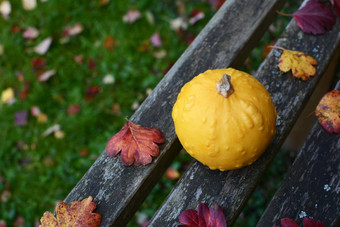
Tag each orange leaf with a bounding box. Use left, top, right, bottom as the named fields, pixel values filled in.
left=315, top=89, right=340, bottom=134
left=278, top=48, right=317, bottom=80
left=39, top=196, right=101, bottom=227
left=105, top=119, right=165, bottom=166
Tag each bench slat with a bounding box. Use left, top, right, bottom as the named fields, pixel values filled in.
left=64, top=0, right=287, bottom=226
left=257, top=80, right=340, bottom=227
left=148, top=2, right=340, bottom=225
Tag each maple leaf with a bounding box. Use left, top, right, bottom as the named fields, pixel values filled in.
left=315, top=89, right=340, bottom=134
left=178, top=203, right=227, bottom=227
left=105, top=119, right=165, bottom=166
left=272, top=46, right=317, bottom=80
left=277, top=0, right=336, bottom=34
left=39, top=196, right=101, bottom=227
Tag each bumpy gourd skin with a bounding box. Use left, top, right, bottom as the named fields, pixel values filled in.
left=172, top=68, right=277, bottom=171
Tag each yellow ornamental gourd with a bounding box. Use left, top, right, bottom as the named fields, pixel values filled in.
left=172, top=68, right=277, bottom=171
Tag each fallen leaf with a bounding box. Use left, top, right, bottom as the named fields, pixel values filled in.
left=67, top=104, right=80, bottom=115
left=102, top=74, right=115, bottom=84
left=63, top=23, right=83, bottom=37
left=123, top=9, right=141, bottom=24
left=79, top=149, right=89, bottom=156
left=37, top=69, right=56, bottom=82
left=99, top=0, right=110, bottom=6
left=0, top=220, right=7, bottom=227
left=22, top=0, right=37, bottom=10
left=14, top=216, right=25, bottom=227
left=34, top=37, right=52, bottom=55
left=153, top=49, right=167, bottom=59
left=85, top=85, right=100, bottom=101
left=37, top=113, right=48, bottom=123
left=165, top=168, right=180, bottom=180
left=74, top=55, right=84, bottom=64
left=103, top=36, right=115, bottom=51
left=0, top=1, right=11, bottom=19
left=31, top=57, right=46, bottom=70
left=31, top=106, right=41, bottom=117
left=42, top=124, right=60, bottom=137
left=170, top=17, right=188, bottom=31
left=275, top=217, right=325, bottom=227
left=39, top=196, right=101, bottom=227
left=208, top=0, right=225, bottom=10
left=315, top=89, right=340, bottom=134
left=54, top=130, right=65, bottom=139
left=22, top=27, right=39, bottom=39
left=273, top=46, right=317, bottom=80
left=1, top=190, right=11, bottom=203
left=105, top=119, right=165, bottom=166
left=178, top=203, right=226, bottom=227
left=150, top=32, right=162, bottom=47
left=189, top=9, right=205, bottom=25
left=332, top=0, right=340, bottom=18
left=14, top=110, right=28, bottom=126
left=88, top=58, right=96, bottom=70
left=1, top=88, right=15, bottom=104
left=277, top=0, right=336, bottom=34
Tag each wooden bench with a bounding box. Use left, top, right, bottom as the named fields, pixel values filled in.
left=64, top=0, right=340, bottom=226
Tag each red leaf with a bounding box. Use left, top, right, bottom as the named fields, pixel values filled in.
left=315, top=89, right=340, bottom=133
left=88, top=58, right=96, bottom=70
left=85, top=85, right=100, bottom=101
left=178, top=203, right=226, bottom=227
left=303, top=217, right=325, bottom=227
left=207, top=0, right=225, bottom=10
left=103, top=36, right=116, bottom=51
left=179, top=209, right=199, bottom=226
left=105, top=119, right=165, bottom=166
left=67, top=104, right=80, bottom=116
left=31, top=58, right=46, bottom=70
left=332, top=0, right=340, bottom=18
left=280, top=0, right=336, bottom=34
left=281, top=218, right=299, bottom=227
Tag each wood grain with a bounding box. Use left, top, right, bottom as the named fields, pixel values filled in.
left=148, top=1, right=340, bottom=226
left=257, top=79, right=340, bottom=227
left=63, top=0, right=288, bottom=226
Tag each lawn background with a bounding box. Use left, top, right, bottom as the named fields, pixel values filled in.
left=0, top=0, right=299, bottom=226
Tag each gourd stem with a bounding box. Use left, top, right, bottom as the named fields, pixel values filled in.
left=216, top=74, right=234, bottom=98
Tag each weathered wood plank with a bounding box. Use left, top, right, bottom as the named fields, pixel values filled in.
left=64, top=0, right=287, bottom=226
left=148, top=2, right=340, bottom=226
left=257, top=79, right=340, bottom=227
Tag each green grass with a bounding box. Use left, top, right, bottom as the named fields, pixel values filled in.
left=0, top=0, right=300, bottom=226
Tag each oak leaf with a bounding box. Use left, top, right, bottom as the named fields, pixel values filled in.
left=39, top=196, right=101, bottom=227
left=315, top=89, right=340, bottom=134
left=275, top=47, right=317, bottom=80
left=277, top=0, right=336, bottom=34
left=105, top=119, right=165, bottom=166
left=178, top=203, right=227, bottom=227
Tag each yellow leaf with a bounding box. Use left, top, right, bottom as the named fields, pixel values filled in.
left=278, top=49, right=317, bottom=81
left=1, top=87, right=15, bottom=104
left=39, top=196, right=101, bottom=227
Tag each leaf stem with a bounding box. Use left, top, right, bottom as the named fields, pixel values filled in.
left=276, top=10, right=293, bottom=17
left=268, top=45, right=286, bottom=51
